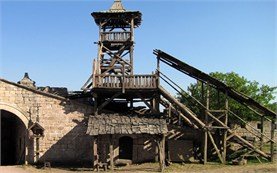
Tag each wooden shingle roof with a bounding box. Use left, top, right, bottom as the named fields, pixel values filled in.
left=87, top=113, right=168, bottom=136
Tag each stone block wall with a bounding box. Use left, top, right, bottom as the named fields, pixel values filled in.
left=0, top=80, right=94, bottom=165
left=233, top=121, right=277, bottom=143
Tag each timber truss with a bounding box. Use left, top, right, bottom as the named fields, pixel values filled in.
left=154, top=49, right=276, bottom=164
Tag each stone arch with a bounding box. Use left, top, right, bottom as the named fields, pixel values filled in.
left=0, top=102, right=29, bottom=165
left=0, top=102, right=29, bottom=128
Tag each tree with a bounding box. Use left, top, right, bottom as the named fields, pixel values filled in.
left=177, top=72, right=277, bottom=122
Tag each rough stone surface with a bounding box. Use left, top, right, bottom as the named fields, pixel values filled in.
left=0, top=79, right=94, bottom=165
left=232, top=121, right=277, bottom=142
left=17, top=73, right=36, bottom=89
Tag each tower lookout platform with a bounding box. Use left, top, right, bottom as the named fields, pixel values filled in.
left=82, top=0, right=160, bottom=115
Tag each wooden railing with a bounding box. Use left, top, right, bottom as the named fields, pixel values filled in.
left=93, top=74, right=157, bottom=89
left=101, top=32, right=131, bottom=42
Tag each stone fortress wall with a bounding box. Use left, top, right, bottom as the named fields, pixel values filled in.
left=0, top=78, right=94, bottom=165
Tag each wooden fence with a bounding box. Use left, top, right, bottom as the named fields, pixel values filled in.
left=101, top=32, right=131, bottom=42
left=93, top=74, right=157, bottom=89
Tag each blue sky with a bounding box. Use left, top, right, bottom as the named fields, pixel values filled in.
left=0, top=0, right=276, bottom=93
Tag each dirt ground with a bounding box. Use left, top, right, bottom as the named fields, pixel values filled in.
left=0, top=163, right=276, bottom=173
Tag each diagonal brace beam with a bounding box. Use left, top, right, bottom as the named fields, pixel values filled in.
left=98, top=92, right=121, bottom=112
left=137, top=93, right=155, bottom=113
left=207, top=131, right=224, bottom=163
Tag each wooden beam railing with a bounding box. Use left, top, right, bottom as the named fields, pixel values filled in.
left=93, top=74, right=157, bottom=89
left=101, top=32, right=131, bottom=42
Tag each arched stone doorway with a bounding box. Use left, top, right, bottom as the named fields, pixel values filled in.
left=119, top=136, right=133, bottom=160
left=0, top=109, right=27, bottom=165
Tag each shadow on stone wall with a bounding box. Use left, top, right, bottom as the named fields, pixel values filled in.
left=39, top=118, right=94, bottom=167
left=39, top=98, right=94, bottom=167
left=59, top=100, right=93, bottom=115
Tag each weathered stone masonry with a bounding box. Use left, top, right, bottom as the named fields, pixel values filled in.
left=0, top=78, right=94, bottom=165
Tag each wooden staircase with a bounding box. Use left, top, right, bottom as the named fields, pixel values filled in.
left=154, top=49, right=276, bottom=163
left=158, top=85, right=270, bottom=161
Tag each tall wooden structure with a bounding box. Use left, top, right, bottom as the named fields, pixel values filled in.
left=82, top=0, right=276, bottom=171
left=83, top=1, right=165, bottom=171
left=82, top=0, right=159, bottom=115
left=92, top=0, right=139, bottom=77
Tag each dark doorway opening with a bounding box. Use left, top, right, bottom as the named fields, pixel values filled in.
left=0, top=110, right=26, bottom=165
left=119, top=136, right=133, bottom=160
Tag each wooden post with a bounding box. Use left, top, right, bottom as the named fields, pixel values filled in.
left=203, top=83, right=210, bottom=164
left=200, top=81, right=207, bottom=164
left=203, top=130, right=208, bottom=164
left=270, top=118, right=275, bottom=162
left=122, top=64, right=125, bottom=93
left=159, top=134, right=165, bottom=173
left=201, top=82, right=205, bottom=105
left=93, top=136, right=98, bottom=168
left=206, top=83, right=210, bottom=117
left=260, top=116, right=264, bottom=151
left=109, top=135, right=114, bottom=171
left=201, top=81, right=205, bottom=120
left=97, top=136, right=101, bottom=164
left=153, top=94, right=160, bottom=113
left=130, top=18, right=134, bottom=75
left=97, top=23, right=103, bottom=74
left=99, top=23, right=102, bottom=42
left=151, top=93, right=160, bottom=113
left=155, top=142, right=159, bottom=162
left=93, top=93, right=98, bottom=115
left=222, top=92, right=228, bottom=164
left=157, top=57, right=160, bottom=87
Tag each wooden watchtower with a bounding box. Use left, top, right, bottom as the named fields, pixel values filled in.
left=83, top=1, right=167, bottom=171
left=82, top=0, right=160, bottom=115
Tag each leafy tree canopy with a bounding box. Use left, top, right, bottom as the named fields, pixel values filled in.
left=177, top=72, right=276, bottom=122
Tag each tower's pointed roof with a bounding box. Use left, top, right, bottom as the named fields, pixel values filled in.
left=92, top=0, right=142, bottom=28
left=18, top=72, right=36, bottom=89
left=109, top=0, right=126, bottom=12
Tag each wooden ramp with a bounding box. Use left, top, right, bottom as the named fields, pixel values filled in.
left=158, top=85, right=270, bottom=161
left=154, top=49, right=276, bottom=163
left=154, top=49, right=276, bottom=118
